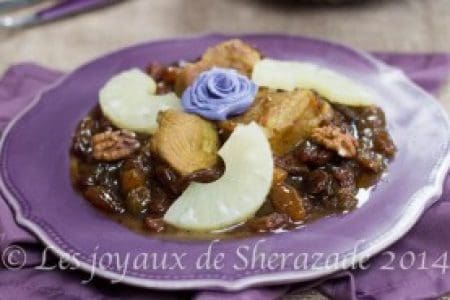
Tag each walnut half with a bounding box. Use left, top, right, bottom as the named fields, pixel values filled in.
left=311, top=125, right=358, bottom=158
left=92, top=130, right=140, bottom=161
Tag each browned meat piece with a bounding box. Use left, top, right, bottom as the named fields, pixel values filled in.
left=92, top=130, right=140, bottom=161
left=270, top=183, right=306, bottom=222
left=201, top=39, right=261, bottom=76
left=311, top=125, right=358, bottom=158
left=151, top=110, right=219, bottom=176
left=220, top=89, right=334, bottom=155
left=175, top=39, right=261, bottom=94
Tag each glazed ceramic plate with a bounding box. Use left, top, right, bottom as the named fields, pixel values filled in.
left=0, top=34, right=449, bottom=291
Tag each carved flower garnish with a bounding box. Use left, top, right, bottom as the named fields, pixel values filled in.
left=181, top=68, right=257, bottom=120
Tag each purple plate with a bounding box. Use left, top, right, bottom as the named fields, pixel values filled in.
left=0, top=34, right=449, bottom=290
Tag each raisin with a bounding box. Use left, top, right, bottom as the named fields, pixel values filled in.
left=294, top=141, right=334, bottom=166
left=185, top=167, right=224, bottom=183
left=306, top=170, right=333, bottom=195
left=146, top=62, right=165, bottom=81
left=373, top=129, right=396, bottom=157
left=331, top=163, right=357, bottom=189
left=71, top=117, right=96, bottom=159
left=84, top=186, right=124, bottom=214
left=274, top=154, right=309, bottom=176
left=357, top=149, right=386, bottom=173
left=162, top=66, right=179, bottom=84
left=272, top=167, right=288, bottom=185
left=154, top=164, right=188, bottom=196
left=121, top=168, right=146, bottom=195
left=143, top=217, right=166, bottom=233
left=336, top=187, right=358, bottom=211
left=156, top=82, right=172, bottom=94
left=120, top=152, right=151, bottom=195
left=246, top=213, right=289, bottom=232
left=357, top=106, right=386, bottom=129
left=126, top=187, right=151, bottom=216
left=148, top=186, right=171, bottom=216
left=270, top=183, right=306, bottom=222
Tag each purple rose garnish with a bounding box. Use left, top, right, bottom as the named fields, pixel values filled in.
left=181, top=68, right=258, bottom=120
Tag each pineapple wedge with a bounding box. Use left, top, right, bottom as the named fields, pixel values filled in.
left=164, top=122, right=274, bottom=231
left=99, top=69, right=181, bottom=134
left=252, top=59, right=376, bottom=106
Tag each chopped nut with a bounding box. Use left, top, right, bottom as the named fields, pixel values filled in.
left=311, top=125, right=358, bottom=158
left=92, top=130, right=140, bottom=161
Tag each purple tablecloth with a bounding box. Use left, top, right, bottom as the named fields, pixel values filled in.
left=0, top=53, right=449, bottom=299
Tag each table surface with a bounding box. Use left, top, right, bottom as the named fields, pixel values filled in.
left=1, top=0, right=449, bottom=298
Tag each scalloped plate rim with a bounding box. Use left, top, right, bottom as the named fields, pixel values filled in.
left=0, top=33, right=449, bottom=291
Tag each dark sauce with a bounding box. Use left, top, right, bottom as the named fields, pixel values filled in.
left=70, top=64, right=396, bottom=240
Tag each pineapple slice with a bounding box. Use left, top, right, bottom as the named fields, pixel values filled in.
left=252, top=59, right=376, bottom=106
left=99, top=69, right=181, bottom=134
left=164, top=122, right=274, bottom=231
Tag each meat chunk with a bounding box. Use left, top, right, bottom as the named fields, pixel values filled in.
left=311, top=125, right=358, bottom=158
left=151, top=110, right=219, bottom=176
left=220, top=89, right=334, bottom=155
left=175, top=39, right=261, bottom=94
left=201, top=39, right=261, bottom=76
